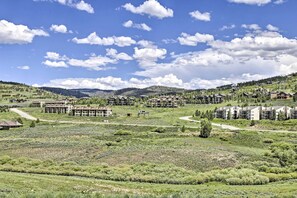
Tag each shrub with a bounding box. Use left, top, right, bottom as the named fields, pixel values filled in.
left=270, top=142, right=297, bottom=167
left=250, top=120, right=256, bottom=126
left=181, top=125, right=186, bottom=132
left=263, top=138, right=274, bottom=144
left=153, top=127, right=166, bottom=133
left=200, top=119, right=212, bottom=138
left=114, top=130, right=131, bottom=136
left=30, top=121, right=36, bottom=128
left=16, top=118, right=23, bottom=124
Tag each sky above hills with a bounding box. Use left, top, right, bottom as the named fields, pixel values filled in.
left=0, top=0, right=297, bottom=90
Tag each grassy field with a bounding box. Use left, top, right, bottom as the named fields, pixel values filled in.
left=21, top=103, right=229, bottom=128
left=0, top=172, right=297, bottom=197
left=1, top=106, right=297, bottom=197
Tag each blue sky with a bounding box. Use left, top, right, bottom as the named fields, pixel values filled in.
left=0, top=0, right=297, bottom=90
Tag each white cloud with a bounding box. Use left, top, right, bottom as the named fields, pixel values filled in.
left=137, top=40, right=156, bottom=48
left=35, top=72, right=271, bottom=90
left=43, top=60, right=68, bottom=68
left=228, top=0, right=271, bottom=6
left=45, top=52, right=68, bottom=61
left=266, top=24, right=279, bottom=32
left=75, top=0, right=94, bottom=13
left=17, top=66, right=30, bottom=70
left=72, top=32, right=136, bottom=47
left=133, top=47, right=167, bottom=66
left=0, top=20, right=48, bottom=44
left=242, top=24, right=261, bottom=30
left=132, top=27, right=297, bottom=88
left=274, top=0, right=285, bottom=4
left=43, top=50, right=133, bottom=70
left=35, top=74, right=184, bottom=90
left=220, top=24, right=236, bottom=31
left=106, top=48, right=133, bottom=61
left=122, top=0, right=173, bottom=19
left=67, top=56, right=116, bottom=70
left=50, top=24, right=69, bottom=33
left=189, top=10, right=211, bottom=22
left=123, top=20, right=152, bottom=31
left=35, top=0, right=94, bottom=13
left=178, top=32, right=214, bottom=46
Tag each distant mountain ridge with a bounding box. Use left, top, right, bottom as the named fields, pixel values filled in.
left=2, top=72, right=297, bottom=99
left=39, top=86, right=187, bottom=98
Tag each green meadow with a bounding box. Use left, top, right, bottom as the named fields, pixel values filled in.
left=0, top=104, right=297, bottom=197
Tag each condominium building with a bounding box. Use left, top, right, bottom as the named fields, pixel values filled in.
left=107, top=96, right=135, bottom=106
left=72, top=106, right=112, bottom=117
left=146, top=96, right=185, bottom=108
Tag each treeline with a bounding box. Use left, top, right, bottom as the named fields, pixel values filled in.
left=194, top=110, right=214, bottom=120
left=41, top=87, right=89, bottom=98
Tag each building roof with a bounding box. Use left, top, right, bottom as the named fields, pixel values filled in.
left=0, top=121, right=22, bottom=127
left=45, top=104, right=72, bottom=108
left=72, top=106, right=112, bottom=111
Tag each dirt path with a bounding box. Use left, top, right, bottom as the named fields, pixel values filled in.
left=10, top=108, right=37, bottom=121
left=179, top=116, right=240, bottom=131
left=179, top=116, right=297, bottom=134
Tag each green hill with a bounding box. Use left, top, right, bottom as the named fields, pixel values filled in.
left=0, top=81, right=61, bottom=105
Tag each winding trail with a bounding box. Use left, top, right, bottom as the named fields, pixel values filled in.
left=179, top=116, right=240, bottom=131
left=179, top=115, right=297, bottom=134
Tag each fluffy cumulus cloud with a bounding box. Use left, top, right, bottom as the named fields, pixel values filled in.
left=72, top=32, right=136, bottom=47
left=67, top=56, right=116, bottom=71
left=36, top=74, right=184, bottom=90
left=43, top=50, right=133, bottom=70
left=189, top=10, right=211, bottom=22
left=40, top=24, right=297, bottom=90
left=106, top=48, right=133, bottom=61
left=17, top=66, right=30, bottom=70
left=123, top=20, right=152, bottom=31
left=178, top=32, right=214, bottom=46
left=0, top=20, right=48, bottom=44
left=132, top=26, right=297, bottom=89
left=133, top=46, right=167, bottom=66
left=50, top=24, right=70, bottom=33
left=122, top=0, right=173, bottom=19
left=35, top=0, right=94, bottom=13
left=266, top=24, right=279, bottom=32
left=35, top=73, right=270, bottom=90
left=43, top=60, right=68, bottom=68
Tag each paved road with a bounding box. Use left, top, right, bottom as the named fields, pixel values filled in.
left=179, top=116, right=240, bottom=131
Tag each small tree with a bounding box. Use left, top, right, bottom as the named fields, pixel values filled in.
left=277, top=111, right=286, bottom=121
left=181, top=125, right=186, bottom=132
left=200, top=119, right=212, bottom=138
left=250, top=120, right=256, bottom=126
left=227, top=111, right=231, bottom=120
left=30, top=121, right=36, bottom=128
left=36, top=118, right=40, bottom=123
left=16, top=118, right=23, bottom=124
